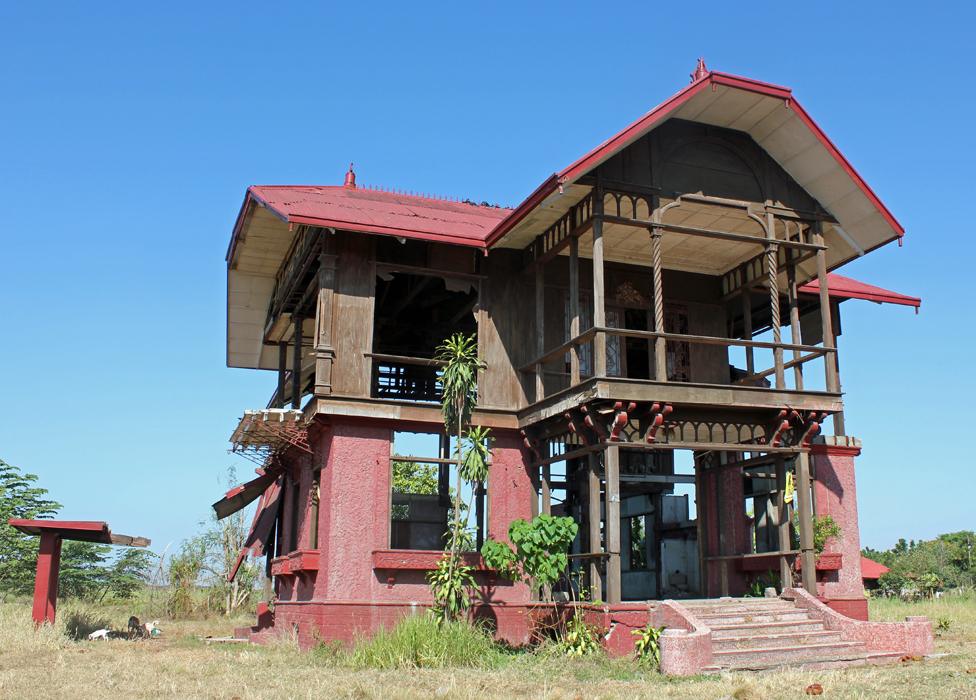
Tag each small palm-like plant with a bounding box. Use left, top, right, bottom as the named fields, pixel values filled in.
left=427, top=333, right=491, bottom=623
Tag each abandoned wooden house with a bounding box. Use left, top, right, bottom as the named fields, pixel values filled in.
left=215, top=62, right=933, bottom=672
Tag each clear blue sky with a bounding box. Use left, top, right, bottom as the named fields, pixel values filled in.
left=1, top=3, right=972, bottom=553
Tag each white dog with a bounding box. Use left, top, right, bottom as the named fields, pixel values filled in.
left=88, top=628, right=111, bottom=641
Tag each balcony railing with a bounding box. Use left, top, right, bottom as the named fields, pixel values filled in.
left=519, top=326, right=836, bottom=405
left=369, top=353, right=444, bottom=403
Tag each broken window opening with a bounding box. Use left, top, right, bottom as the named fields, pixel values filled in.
left=390, top=430, right=487, bottom=551
left=372, top=271, right=478, bottom=402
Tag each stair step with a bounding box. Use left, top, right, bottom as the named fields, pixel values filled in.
left=695, top=610, right=813, bottom=625
left=711, top=641, right=867, bottom=669
left=710, top=619, right=826, bottom=638
left=684, top=602, right=797, bottom=615
left=712, top=630, right=842, bottom=650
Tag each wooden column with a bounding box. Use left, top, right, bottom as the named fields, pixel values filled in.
left=786, top=253, right=804, bottom=390
left=814, top=222, right=839, bottom=394
left=774, top=457, right=792, bottom=589
left=716, top=453, right=729, bottom=596
left=309, top=469, right=321, bottom=550
left=313, top=252, right=337, bottom=396
left=276, top=341, right=287, bottom=408
left=592, top=192, right=607, bottom=378
left=604, top=445, right=621, bottom=604
left=535, top=262, right=545, bottom=401
left=741, top=291, right=755, bottom=375
left=31, top=532, right=61, bottom=626
left=830, top=300, right=846, bottom=435
left=766, top=213, right=785, bottom=389
left=650, top=226, right=667, bottom=382
left=587, top=452, right=603, bottom=601
left=291, top=314, right=303, bottom=409
left=569, top=236, right=581, bottom=386
left=694, top=455, right=707, bottom=597
left=796, top=452, right=817, bottom=593
left=541, top=465, right=551, bottom=516
left=475, top=483, right=485, bottom=550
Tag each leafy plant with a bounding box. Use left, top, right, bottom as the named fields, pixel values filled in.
left=427, top=555, right=477, bottom=624
left=744, top=570, right=779, bottom=598
left=936, top=616, right=952, bottom=633
left=481, top=514, right=579, bottom=598
left=632, top=624, right=665, bottom=669
left=813, top=515, right=841, bottom=555
left=555, top=611, right=601, bottom=657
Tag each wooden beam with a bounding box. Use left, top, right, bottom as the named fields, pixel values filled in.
left=291, top=314, right=303, bottom=409
left=742, top=290, right=755, bottom=375
left=650, top=222, right=667, bottom=382
left=592, top=207, right=607, bottom=378
left=766, top=212, right=785, bottom=390
left=716, top=454, right=729, bottom=597
left=541, top=464, right=551, bottom=516
left=602, top=216, right=827, bottom=251
left=314, top=252, right=337, bottom=396
left=775, top=456, right=792, bottom=590
left=535, top=262, right=545, bottom=402
left=796, top=452, right=817, bottom=593
left=276, top=341, right=287, bottom=409
left=787, top=252, right=804, bottom=391
left=569, top=236, right=581, bottom=387
left=814, top=223, right=839, bottom=394
left=604, top=445, right=621, bottom=604
left=588, top=452, right=603, bottom=601
left=831, top=300, right=847, bottom=435
left=694, top=455, right=707, bottom=597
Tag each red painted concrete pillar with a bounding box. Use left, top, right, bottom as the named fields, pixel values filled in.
left=487, top=430, right=534, bottom=545
left=811, top=435, right=868, bottom=620
left=32, top=532, right=62, bottom=626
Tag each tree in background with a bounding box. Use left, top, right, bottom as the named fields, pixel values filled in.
left=167, top=467, right=261, bottom=617
left=864, top=531, right=976, bottom=597
left=0, top=458, right=154, bottom=602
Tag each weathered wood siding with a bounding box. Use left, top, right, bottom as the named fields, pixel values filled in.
left=332, top=232, right=375, bottom=397
left=479, top=249, right=531, bottom=410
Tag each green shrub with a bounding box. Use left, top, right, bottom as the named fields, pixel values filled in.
left=349, top=613, right=503, bottom=670
left=633, top=624, right=664, bottom=669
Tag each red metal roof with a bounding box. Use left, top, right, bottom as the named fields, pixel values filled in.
left=800, top=273, right=921, bottom=309
left=485, top=69, right=905, bottom=249
left=861, top=555, right=891, bottom=580
left=8, top=519, right=112, bottom=544
left=243, top=185, right=511, bottom=250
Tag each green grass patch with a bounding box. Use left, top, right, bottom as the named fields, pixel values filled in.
left=348, top=613, right=508, bottom=670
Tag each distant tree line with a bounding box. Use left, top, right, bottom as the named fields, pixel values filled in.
left=0, top=459, right=260, bottom=617
left=863, top=531, right=975, bottom=598
left=0, top=459, right=155, bottom=601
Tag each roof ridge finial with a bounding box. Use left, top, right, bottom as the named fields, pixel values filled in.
left=690, top=57, right=708, bottom=83
left=344, top=162, right=357, bottom=189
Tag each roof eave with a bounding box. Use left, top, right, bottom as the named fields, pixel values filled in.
left=487, top=70, right=905, bottom=251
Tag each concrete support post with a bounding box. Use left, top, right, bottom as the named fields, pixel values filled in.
left=32, top=532, right=61, bottom=626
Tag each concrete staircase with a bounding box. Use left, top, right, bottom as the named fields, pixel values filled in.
left=682, top=598, right=891, bottom=671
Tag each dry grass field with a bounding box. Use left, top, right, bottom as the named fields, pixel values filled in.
left=0, top=596, right=974, bottom=700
